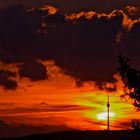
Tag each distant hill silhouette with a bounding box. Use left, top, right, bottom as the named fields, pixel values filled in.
left=1, top=130, right=140, bottom=140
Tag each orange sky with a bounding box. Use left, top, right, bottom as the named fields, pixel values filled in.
left=0, top=60, right=140, bottom=131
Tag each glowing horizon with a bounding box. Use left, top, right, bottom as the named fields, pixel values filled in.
left=0, top=61, right=139, bottom=131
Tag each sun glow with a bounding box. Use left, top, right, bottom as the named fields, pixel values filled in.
left=97, top=112, right=115, bottom=120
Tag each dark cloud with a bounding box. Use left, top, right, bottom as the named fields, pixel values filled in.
left=19, top=60, right=47, bottom=81
left=120, top=19, right=140, bottom=69
left=56, top=0, right=140, bottom=13
left=0, top=5, right=48, bottom=83
left=0, top=5, right=41, bottom=62
left=46, top=12, right=122, bottom=83
left=0, top=69, right=17, bottom=89
left=0, top=0, right=140, bottom=13
left=0, top=103, right=91, bottom=114
left=0, top=5, right=140, bottom=86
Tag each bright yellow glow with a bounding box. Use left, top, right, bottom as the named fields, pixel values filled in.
left=97, top=112, right=115, bottom=120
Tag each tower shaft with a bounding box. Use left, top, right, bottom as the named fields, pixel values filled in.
left=107, top=92, right=110, bottom=131
left=107, top=101, right=110, bottom=131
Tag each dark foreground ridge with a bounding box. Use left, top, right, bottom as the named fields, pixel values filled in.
left=1, top=130, right=140, bottom=140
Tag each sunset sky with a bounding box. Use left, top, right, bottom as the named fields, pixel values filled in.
left=0, top=0, right=140, bottom=137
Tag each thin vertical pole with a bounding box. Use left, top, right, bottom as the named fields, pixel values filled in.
left=107, top=91, right=110, bottom=131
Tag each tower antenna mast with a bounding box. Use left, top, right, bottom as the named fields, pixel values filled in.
left=107, top=90, right=110, bottom=131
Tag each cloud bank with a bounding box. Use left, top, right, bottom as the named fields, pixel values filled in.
left=0, top=4, right=140, bottom=89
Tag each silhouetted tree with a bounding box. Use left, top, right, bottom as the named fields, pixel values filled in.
left=118, top=54, right=140, bottom=110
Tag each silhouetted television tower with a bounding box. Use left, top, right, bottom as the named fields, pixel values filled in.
left=107, top=91, right=110, bottom=131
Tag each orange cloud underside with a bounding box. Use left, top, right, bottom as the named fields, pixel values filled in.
left=0, top=60, right=140, bottom=130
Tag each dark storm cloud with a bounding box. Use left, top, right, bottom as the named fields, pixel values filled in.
left=0, top=5, right=42, bottom=63
left=120, top=21, right=140, bottom=69
left=19, top=60, right=47, bottom=81
left=0, top=5, right=48, bottom=84
left=45, top=14, right=120, bottom=83
left=0, top=69, right=17, bottom=89
left=0, top=0, right=140, bottom=13
left=0, top=4, right=140, bottom=87
left=51, top=0, right=140, bottom=14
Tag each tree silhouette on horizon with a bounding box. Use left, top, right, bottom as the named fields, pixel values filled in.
left=118, top=54, right=140, bottom=110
